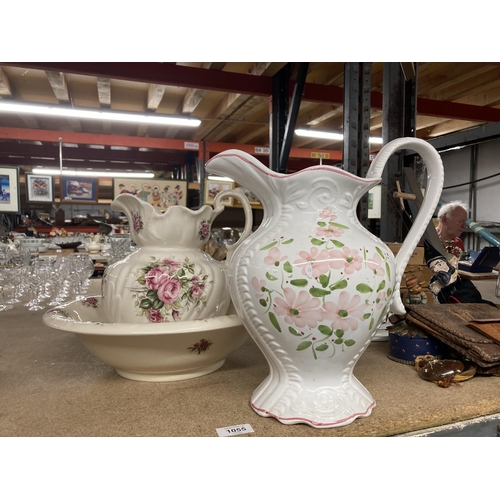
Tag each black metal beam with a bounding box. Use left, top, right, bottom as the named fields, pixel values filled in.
left=426, top=121, right=500, bottom=151
left=342, top=63, right=372, bottom=229
left=269, top=64, right=290, bottom=172
left=380, top=62, right=406, bottom=243
left=279, top=63, right=309, bottom=172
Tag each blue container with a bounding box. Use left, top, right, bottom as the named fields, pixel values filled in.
left=387, top=322, right=447, bottom=365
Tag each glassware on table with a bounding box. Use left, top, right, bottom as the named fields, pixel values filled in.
left=107, top=233, right=133, bottom=265
left=0, top=248, right=15, bottom=311
left=23, top=259, right=51, bottom=311
left=4, top=251, right=29, bottom=305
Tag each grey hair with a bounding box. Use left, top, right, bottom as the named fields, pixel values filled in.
left=437, top=200, right=469, bottom=220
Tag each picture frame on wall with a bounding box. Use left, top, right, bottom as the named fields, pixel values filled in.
left=61, top=177, right=98, bottom=203
left=26, top=173, right=54, bottom=203
left=234, top=184, right=262, bottom=209
left=112, top=178, right=187, bottom=209
left=204, top=179, right=235, bottom=206
left=0, top=166, right=20, bottom=213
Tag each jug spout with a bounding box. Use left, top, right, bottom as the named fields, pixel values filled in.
left=205, top=150, right=278, bottom=207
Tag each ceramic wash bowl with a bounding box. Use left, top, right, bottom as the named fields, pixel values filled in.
left=42, top=295, right=248, bottom=382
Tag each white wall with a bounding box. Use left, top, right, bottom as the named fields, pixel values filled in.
left=439, top=139, right=500, bottom=250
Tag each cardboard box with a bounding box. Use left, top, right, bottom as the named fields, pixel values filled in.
left=386, top=243, right=425, bottom=266
left=402, top=264, right=434, bottom=287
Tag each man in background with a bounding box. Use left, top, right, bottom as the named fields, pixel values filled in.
left=435, top=200, right=468, bottom=259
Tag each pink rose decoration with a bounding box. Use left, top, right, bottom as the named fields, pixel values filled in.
left=161, top=258, right=182, bottom=271
left=191, top=285, right=202, bottom=299
left=157, top=277, right=181, bottom=304
left=148, top=309, right=164, bottom=323
left=145, top=266, right=168, bottom=290
left=199, top=222, right=210, bottom=239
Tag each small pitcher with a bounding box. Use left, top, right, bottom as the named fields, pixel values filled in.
left=102, top=190, right=252, bottom=324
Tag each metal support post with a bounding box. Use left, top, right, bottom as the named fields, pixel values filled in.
left=269, top=64, right=290, bottom=172
left=342, top=62, right=372, bottom=228
left=380, top=62, right=407, bottom=242
left=279, top=63, right=309, bottom=173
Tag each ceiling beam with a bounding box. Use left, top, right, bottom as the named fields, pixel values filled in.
left=0, top=126, right=341, bottom=161
left=0, top=142, right=185, bottom=163
left=4, top=62, right=500, bottom=126
left=0, top=66, right=13, bottom=96
left=3, top=62, right=272, bottom=96
left=97, top=77, right=111, bottom=108
left=45, top=71, right=71, bottom=103
left=0, top=126, right=196, bottom=150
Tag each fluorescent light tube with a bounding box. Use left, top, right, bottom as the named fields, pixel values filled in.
left=32, top=168, right=155, bottom=178
left=295, top=129, right=344, bottom=141
left=0, top=102, right=201, bottom=127
left=295, top=128, right=383, bottom=144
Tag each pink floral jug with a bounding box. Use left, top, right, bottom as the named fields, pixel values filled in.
left=205, top=137, right=444, bottom=428
left=102, top=191, right=252, bottom=324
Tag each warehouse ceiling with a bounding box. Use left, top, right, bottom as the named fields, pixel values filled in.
left=1, top=61, right=500, bottom=174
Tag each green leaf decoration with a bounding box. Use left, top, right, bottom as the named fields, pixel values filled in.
left=269, top=312, right=282, bottom=332
left=139, top=298, right=152, bottom=309
left=296, top=341, right=312, bottom=351
left=331, top=240, right=345, bottom=248
left=330, top=279, right=348, bottom=291
left=311, top=238, right=325, bottom=246
left=319, top=273, right=330, bottom=288
left=265, top=272, right=278, bottom=281
left=289, top=327, right=302, bottom=337
left=344, top=339, right=356, bottom=347
left=315, top=344, right=329, bottom=352
left=318, top=324, right=333, bottom=337
left=152, top=299, right=164, bottom=310
left=377, top=305, right=388, bottom=324
left=387, top=287, right=393, bottom=297
left=376, top=280, right=386, bottom=293
left=137, top=277, right=146, bottom=285
left=260, top=241, right=278, bottom=251
left=259, top=298, right=267, bottom=307
left=317, top=221, right=327, bottom=227
left=330, top=222, right=349, bottom=230
left=375, top=246, right=385, bottom=259
left=334, top=329, right=344, bottom=338
left=290, top=279, right=309, bottom=287
left=283, top=261, right=293, bottom=273
left=385, top=261, right=391, bottom=281
left=356, top=283, right=373, bottom=293
left=309, top=287, right=331, bottom=298
left=146, top=289, right=157, bottom=298
left=334, top=338, right=344, bottom=345
left=363, top=313, right=371, bottom=319
left=369, top=318, right=375, bottom=330
left=281, top=239, right=294, bottom=245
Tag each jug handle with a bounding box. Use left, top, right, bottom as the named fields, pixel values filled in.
left=367, top=137, right=444, bottom=315
left=213, top=187, right=253, bottom=261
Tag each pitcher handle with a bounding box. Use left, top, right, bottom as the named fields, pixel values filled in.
left=213, top=187, right=253, bottom=261
left=367, top=137, right=444, bottom=315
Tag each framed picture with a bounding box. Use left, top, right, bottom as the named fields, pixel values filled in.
left=204, top=179, right=235, bottom=206
left=26, top=173, right=54, bottom=203
left=0, top=166, right=20, bottom=213
left=234, top=184, right=262, bottom=209
left=61, top=177, right=98, bottom=202
left=112, top=178, right=187, bottom=209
